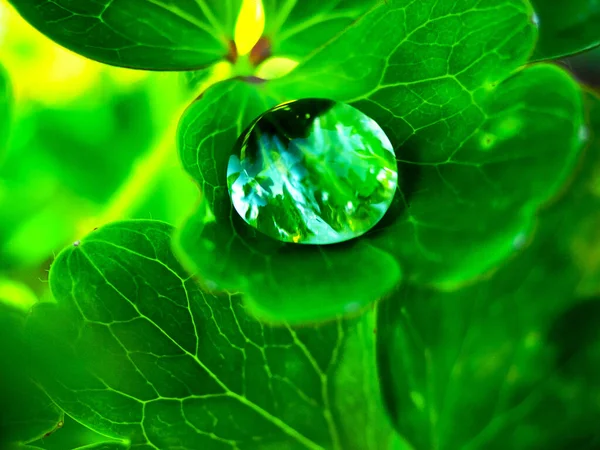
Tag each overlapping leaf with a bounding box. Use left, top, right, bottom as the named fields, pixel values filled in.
left=376, top=93, right=600, bottom=450
left=178, top=0, right=585, bottom=323
left=8, top=0, right=242, bottom=70
left=270, top=0, right=585, bottom=287
left=365, top=63, right=584, bottom=286
left=32, top=220, right=399, bottom=449
left=530, top=0, right=600, bottom=60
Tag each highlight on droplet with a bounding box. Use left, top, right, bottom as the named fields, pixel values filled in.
left=234, top=0, right=265, bottom=56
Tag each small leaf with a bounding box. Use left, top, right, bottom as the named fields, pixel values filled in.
left=530, top=0, right=600, bottom=60
left=32, top=219, right=398, bottom=448
left=8, top=0, right=242, bottom=70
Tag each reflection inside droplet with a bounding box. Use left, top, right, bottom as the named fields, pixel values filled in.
left=227, top=98, right=398, bottom=245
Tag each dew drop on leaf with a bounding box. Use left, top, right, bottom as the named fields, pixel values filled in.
left=227, top=98, right=398, bottom=244
left=531, top=12, right=540, bottom=27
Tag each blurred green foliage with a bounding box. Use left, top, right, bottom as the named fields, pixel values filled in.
left=0, top=2, right=199, bottom=292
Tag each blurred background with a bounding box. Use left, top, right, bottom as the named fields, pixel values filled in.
left=0, top=0, right=203, bottom=307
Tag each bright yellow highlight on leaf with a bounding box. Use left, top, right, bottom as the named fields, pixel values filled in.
left=0, top=0, right=146, bottom=105
left=234, top=0, right=265, bottom=56
left=255, top=57, right=299, bottom=80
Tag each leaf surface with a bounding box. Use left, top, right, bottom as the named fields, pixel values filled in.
left=8, top=0, right=242, bottom=70
left=376, top=92, right=600, bottom=450
left=568, top=93, right=600, bottom=296
left=33, top=219, right=398, bottom=449
left=261, top=0, right=378, bottom=60
left=366, top=63, right=584, bottom=286
left=530, top=0, right=600, bottom=60
left=269, top=0, right=585, bottom=287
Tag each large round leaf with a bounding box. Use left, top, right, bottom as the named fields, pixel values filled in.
left=8, top=0, right=242, bottom=70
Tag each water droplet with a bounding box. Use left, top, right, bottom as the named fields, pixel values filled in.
left=73, top=240, right=80, bottom=247
left=531, top=12, right=540, bottom=27
left=227, top=99, right=398, bottom=244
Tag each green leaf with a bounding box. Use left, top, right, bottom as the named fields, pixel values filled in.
left=8, top=0, right=242, bottom=70
left=261, top=0, right=378, bottom=60
left=269, top=0, right=537, bottom=102
left=0, top=63, right=11, bottom=155
left=269, top=0, right=584, bottom=287
left=530, top=0, right=600, bottom=60
left=178, top=0, right=585, bottom=321
left=176, top=79, right=401, bottom=323
left=32, top=219, right=398, bottom=449
left=378, top=268, right=600, bottom=449
left=376, top=93, right=600, bottom=449
left=0, top=288, right=63, bottom=449
left=368, top=63, right=584, bottom=286
left=568, top=93, right=600, bottom=296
